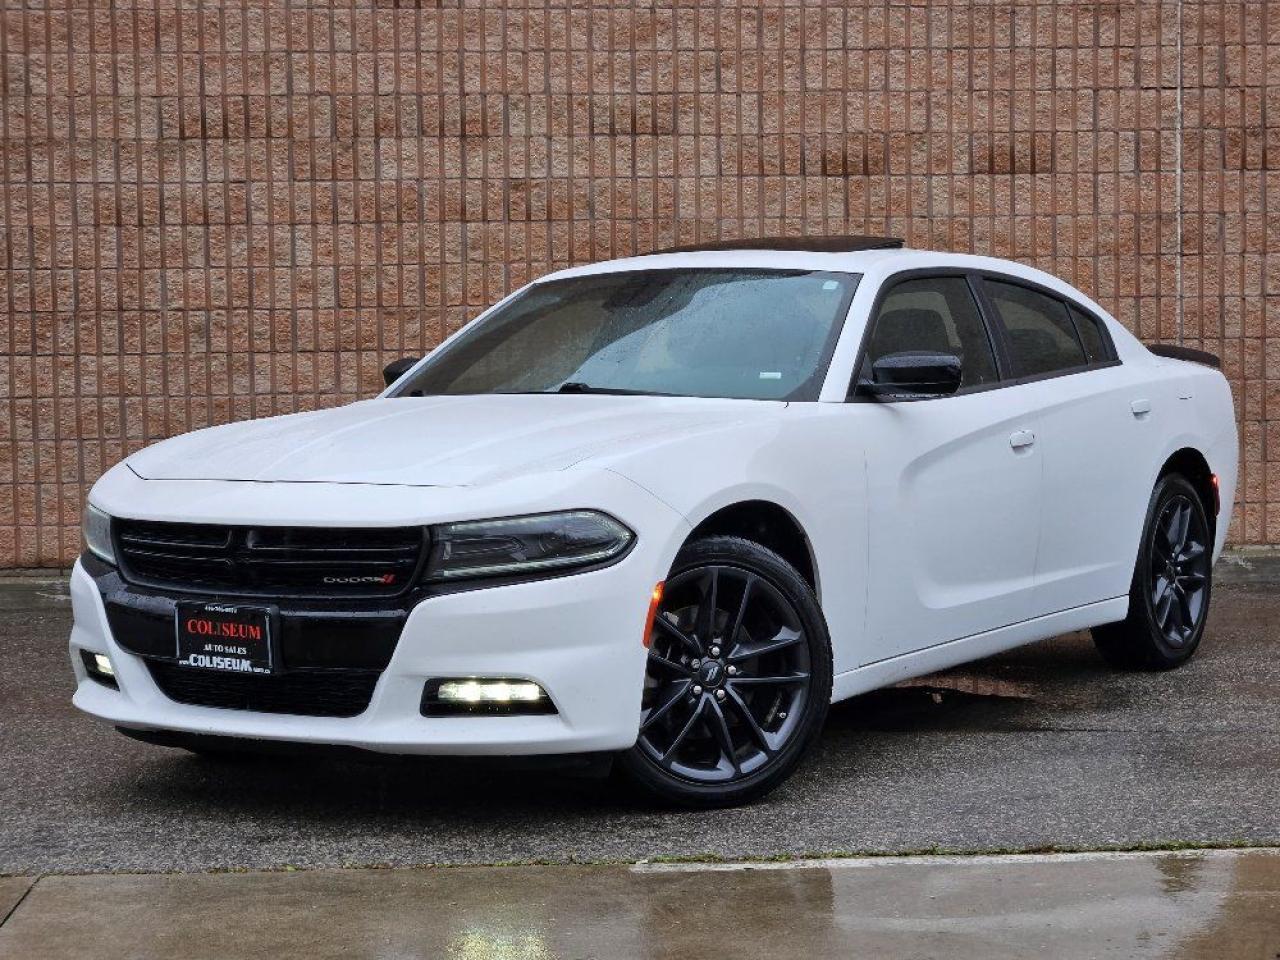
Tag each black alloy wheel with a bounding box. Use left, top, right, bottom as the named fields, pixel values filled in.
left=1147, top=492, right=1211, bottom=648
left=1093, top=473, right=1214, bottom=670
left=619, top=535, right=832, bottom=806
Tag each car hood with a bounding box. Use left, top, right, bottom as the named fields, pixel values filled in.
left=126, top=395, right=775, bottom=487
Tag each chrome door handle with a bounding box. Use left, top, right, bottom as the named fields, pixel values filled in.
left=1009, top=429, right=1036, bottom=450
left=1130, top=398, right=1152, bottom=417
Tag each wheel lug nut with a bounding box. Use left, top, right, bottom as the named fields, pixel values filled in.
left=710, top=645, right=721, bottom=657
left=691, top=659, right=701, bottom=668
left=692, top=685, right=703, bottom=695
left=715, top=689, right=726, bottom=701
left=727, top=666, right=738, bottom=676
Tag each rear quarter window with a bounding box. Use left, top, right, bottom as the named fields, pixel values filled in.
left=1069, top=305, right=1113, bottom=363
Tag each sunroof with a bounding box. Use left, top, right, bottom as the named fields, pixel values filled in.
left=653, top=235, right=905, bottom=255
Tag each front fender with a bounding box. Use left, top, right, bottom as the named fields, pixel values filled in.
left=605, top=407, right=869, bottom=675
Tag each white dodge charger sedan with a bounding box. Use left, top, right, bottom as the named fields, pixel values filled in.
left=70, top=237, right=1238, bottom=805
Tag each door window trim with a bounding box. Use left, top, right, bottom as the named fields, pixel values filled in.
left=971, top=272, right=1122, bottom=388
left=845, top=267, right=1124, bottom=402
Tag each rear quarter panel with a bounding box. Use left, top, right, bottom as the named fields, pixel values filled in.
left=1150, top=359, right=1239, bottom=561
left=1112, top=351, right=1237, bottom=569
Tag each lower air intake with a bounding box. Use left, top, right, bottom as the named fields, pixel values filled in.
left=146, top=662, right=380, bottom=718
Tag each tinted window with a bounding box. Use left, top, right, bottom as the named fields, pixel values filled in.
left=862, top=277, right=998, bottom=390
left=1070, top=305, right=1111, bottom=363
left=395, top=269, right=859, bottom=402
left=987, top=281, right=1086, bottom=377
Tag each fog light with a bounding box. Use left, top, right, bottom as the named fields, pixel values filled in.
left=440, top=680, right=543, bottom=703
left=421, top=678, right=556, bottom=717
left=80, top=649, right=118, bottom=689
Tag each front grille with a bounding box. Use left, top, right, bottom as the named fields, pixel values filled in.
left=115, top=520, right=426, bottom=599
left=146, top=661, right=379, bottom=718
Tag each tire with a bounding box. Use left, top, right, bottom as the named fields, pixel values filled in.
left=618, top=535, right=833, bottom=807
left=1092, top=473, right=1213, bottom=671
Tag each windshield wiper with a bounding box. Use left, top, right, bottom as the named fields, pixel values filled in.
left=495, top=382, right=676, bottom=397
left=554, top=382, right=668, bottom=396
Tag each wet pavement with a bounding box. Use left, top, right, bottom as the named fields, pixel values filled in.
left=1, top=571, right=1279, bottom=874
left=1, top=849, right=1277, bottom=959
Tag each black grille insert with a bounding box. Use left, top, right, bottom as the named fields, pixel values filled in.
left=146, top=661, right=379, bottom=718
left=115, top=520, right=426, bottom=598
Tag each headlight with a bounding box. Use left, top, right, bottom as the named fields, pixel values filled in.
left=426, top=510, right=634, bottom=581
left=82, top=503, right=116, bottom=565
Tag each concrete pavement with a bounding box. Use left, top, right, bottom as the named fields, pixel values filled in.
left=1, top=849, right=1278, bottom=959
left=0, top=879, right=31, bottom=926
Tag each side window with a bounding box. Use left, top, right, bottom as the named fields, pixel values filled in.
left=1069, top=305, right=1112, bottom=363
left=861, top=277, right=999, bottom=390
left=986, top=280, right=1086, bottom=378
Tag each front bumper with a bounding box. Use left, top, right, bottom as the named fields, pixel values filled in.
left=70, top=484, right=690, bottom=755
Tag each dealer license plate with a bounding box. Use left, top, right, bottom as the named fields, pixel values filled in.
left=175, top=602, right=274, bottom=674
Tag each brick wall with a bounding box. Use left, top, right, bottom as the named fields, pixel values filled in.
left=1, top=1, right=1277, bottom=567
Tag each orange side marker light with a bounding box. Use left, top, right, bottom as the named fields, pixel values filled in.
left=642, top=581, right=664, bottom=648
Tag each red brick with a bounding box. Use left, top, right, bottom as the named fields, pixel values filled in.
left=2, top=0, right=1276, bottom=564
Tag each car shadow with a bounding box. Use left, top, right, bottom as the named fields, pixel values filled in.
left=112, top=633, right=1123, bottom=823
left=121, top=744, right=629, bottom=820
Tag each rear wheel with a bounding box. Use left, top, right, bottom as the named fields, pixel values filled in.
left=1092, top=473, right=1213, bottom=670
left=618, top=535, right=832, bottom=807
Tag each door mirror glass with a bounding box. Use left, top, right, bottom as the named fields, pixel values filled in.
left=383, top=356, right=422, bottom=387
left=859, top=351, right=962, bottom=399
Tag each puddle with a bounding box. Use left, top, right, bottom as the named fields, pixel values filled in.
left=827, top=667, right=1052, bottom=734
left=893, top=671, right=1038, bottom=701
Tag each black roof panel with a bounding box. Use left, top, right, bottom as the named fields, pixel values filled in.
left=653, top=235, right=904, bottom=255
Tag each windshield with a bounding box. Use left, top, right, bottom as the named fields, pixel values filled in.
left=393, top=268, right=860, bottom=401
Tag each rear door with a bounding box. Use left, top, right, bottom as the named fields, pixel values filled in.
left=977, top=276, right=1156, bottom=614
left=856, top=273, right=1044, bottom=661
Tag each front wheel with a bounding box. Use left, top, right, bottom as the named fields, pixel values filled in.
left=618, top=535, right=832, bottom=807
left=1092, top=473, right=1213, bottom=670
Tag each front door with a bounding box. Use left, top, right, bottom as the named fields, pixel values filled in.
left=855, top=274, right=1044, bottom=662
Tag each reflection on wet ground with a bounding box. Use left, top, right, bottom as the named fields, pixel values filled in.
left=1, top=849, right=1277, bottom=959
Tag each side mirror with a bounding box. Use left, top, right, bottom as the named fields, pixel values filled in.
left=383, top=356, right=421, bottom=388
left=858, top=351, right=962, bottom=400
